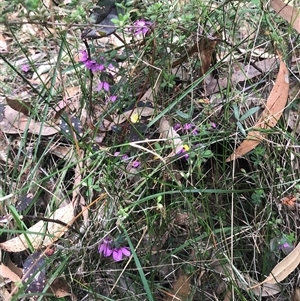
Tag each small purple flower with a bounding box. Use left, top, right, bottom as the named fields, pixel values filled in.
left=21, top=64, right=30, bottom=72
left=211, top=122, right=217, bottom=129
left=107, top=95, right=117, bottom=102
left=98, top=238, right=114, bottom=257
left=114, top=151, right=120, bottom=156
left=132, top=19, right=153, bottom=35
left=177, top=145, right=190, bottom=160
left=183, top=123, right=193, bottom=130
left=132, top=161, right=141, bottom=168
left=191, top=128, right=199, bottom=135
left=84, top=60, right=105, bottom=72
left=96, top=81, right=110, bottom=92
left=112, top=247, right=131, bottom=261
left=98, top=238, right=131, bottom=262
left=279, top=242, right=290, bottom=249
left=121, top=154, right=129, bottom=161
left=79, top=50, right=88, bottom=62
left=173, top=123, right=181, bottom=131
left=108, top=62, right=116, bottom=70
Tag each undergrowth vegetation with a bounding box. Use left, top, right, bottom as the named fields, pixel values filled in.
left=0, top=0, right=300, bottom=300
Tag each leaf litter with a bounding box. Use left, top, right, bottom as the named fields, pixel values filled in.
left=0, top=0, right=300, bottom=299
left=0, top=200, right=77, bottom=252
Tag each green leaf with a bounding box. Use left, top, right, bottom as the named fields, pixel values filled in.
left=232, top=104, right=240, bottom=120
left=237, top=121, right=246, bottom=137
left=240, top=106, right=260, bottom=121
left=176, top=110, right=190, bottom=119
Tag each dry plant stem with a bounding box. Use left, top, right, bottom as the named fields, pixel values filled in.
left=83, top=39, right=94, bottom=118
left=49, top=0, right=66, bottom=105
left=22, top=215, right=81, bottom=236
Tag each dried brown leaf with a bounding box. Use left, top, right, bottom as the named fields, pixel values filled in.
left=1, top=106, right=59, bottom=136
left=49, top=278, right=76, bottom=299
left=226, top=57, right=289, bottom=161
left=159, top=117, right=183, bottom=157
left=164, top=274, right=191, bottom=301
left=139, top=75, right=162, bottom=104
left=271, top=0, right=300, bottom=34
left=205, top=58, right=277, bottom=95
left=7, top=256, right=23, bottom=278
left=293, top=287, right=300, bottom=301
left=0, top=202, right=76, bottom=252
left=6, top=93, right=33, bottom=116
left=0, top=263, right=21, bottom=282
left=0, top=287, right=11, bottom=301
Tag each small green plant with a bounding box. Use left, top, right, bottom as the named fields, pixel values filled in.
left=251, top=188, right=265, bottom=206
left=232, top=103, right=260, bottom=137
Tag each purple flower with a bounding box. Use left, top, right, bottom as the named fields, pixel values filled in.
left=183, top=123, right=193, bottom=130
left=21, top=64, right=30, bottom=72
left=191, top=128, right=199, bottom=135
left=132, top=161, right=141, bottom=168
left=107, top=95, right=117, bottom=102
left=114, top=151, right=120, bottom=156
left=177, top=145, right=190, bottom=160
left=279, top=242, right=293, bottom=250
left=121, top=154, right=129, bottom=161
left=211, top=122, right=217, bottom=129
left=98, top=238, right=131, bottom=262
left=79, top=50, right=88, bottom=62
left=132, top=20, right=153, bottom=35
left=112, top=247, right=131, bottom=261
left=98, top=238, right=114, bottom=257
left=173, top=123, right=181, bottom=131
left=96, top=81, right=110, bottom=92
left=84, top=60, right=105, bottom=72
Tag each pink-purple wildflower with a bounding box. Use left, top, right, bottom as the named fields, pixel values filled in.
left=132, top=161, right=141, bottom=168
left=177, top=145, right=190, bottom=160
left=132, top=20, right=153, bottom=35
left=79, top=50, right=88, bottom=62
left=107, top=95, right=117, bottom=102
left=191, top=128, right=199, bottom=135
left=79, top=50, right=105, bottom=72
left=174, top=123, right=199, bottom=135
left=183, top=123, right=193, bottom=130
left=21, top=64, right=30, bottom=72
left=96, top=81, right=110, bottom=92
left=121, top=154, right=129, bottom=161
left=98, top=238, right=131, bottom=262
left=173, top=123, right=181, bottom=131
left=85, top=60, right=105, bottom=72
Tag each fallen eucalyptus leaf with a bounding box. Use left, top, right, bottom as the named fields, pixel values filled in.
left=0, top=201, right=76, bottom=252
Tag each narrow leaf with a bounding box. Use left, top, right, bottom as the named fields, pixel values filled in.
left=239, top=106, right=260, bottom=121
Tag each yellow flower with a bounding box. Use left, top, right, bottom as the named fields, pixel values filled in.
left=130, top=112, right=140, bottom=123
left=183, top=144, right=190, bottom=152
